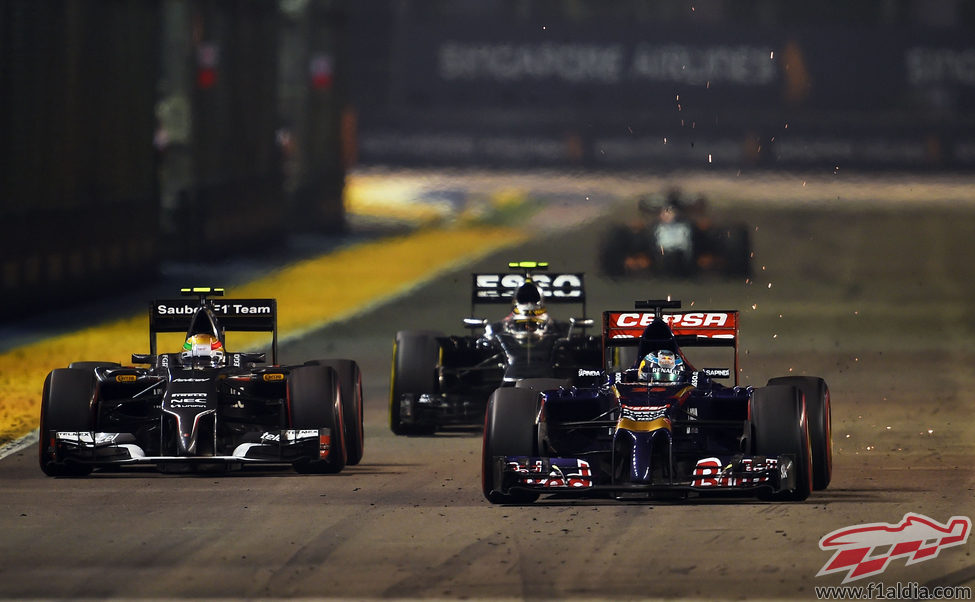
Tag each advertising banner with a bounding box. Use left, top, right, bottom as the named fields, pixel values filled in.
left=355, top=19, right=975, bottom=169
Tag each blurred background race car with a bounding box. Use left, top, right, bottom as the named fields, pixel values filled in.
left=599, top=188, right=752, bottom=279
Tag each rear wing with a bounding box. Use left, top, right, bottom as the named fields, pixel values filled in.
left=603, top=310, right=738, bottom=345
left=602, top=308, right=739, bottom=384
left=471, top=272, right=585, bottom=303
left=148, top=293, right=278, bottom=362
left=468, top=261, right=589, bottom=329
left=471, top=260, right=583, bottom=307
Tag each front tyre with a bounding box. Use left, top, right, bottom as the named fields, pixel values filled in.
left=482, top=387, right=540, bottom=504
left=39, top=368, right=97, bottom=477
left=767, top=376, right=831, bottom=490
left=389, top=331, right=442, bottom=436
left=289, top=365, right=346, bottom=474
left=750, top=384, right=812, bottom=501
left=307, top=359, right=364, bottom=465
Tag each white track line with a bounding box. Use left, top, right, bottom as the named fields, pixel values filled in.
left=0, top=429, right=38, bottom=461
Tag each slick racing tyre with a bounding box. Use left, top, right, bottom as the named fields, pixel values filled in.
left=288, top=365, right=346, bottom=474
left=482, top=387, right=540, bottom=504
left=389, top=330, right=442, bottom=436
left=306, top=359, right=364, bottom=465
left=750, top=384, right=812, bottom=502
left=39, top=368, right=97, bottom=477
left=767, top=376, right=832, bottom=490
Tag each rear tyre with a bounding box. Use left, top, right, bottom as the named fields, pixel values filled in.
left=750, top=384, right=812, bottom=501
left=389, top=331, right=442, bottom=436
left=306, top=359, right=364, bottom=465
left=768, top=376, right=832, bottom=490
left=39, top=368, right=97, bottom=477
left=482, top=387, right=540, bottom=504
left=289, top=365, right=346, bottom=474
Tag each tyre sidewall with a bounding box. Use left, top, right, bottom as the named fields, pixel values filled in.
left=39, top=368, right=97, bottom=476
left=768, top=376, right=831, bottom=490
left=289, top=365, right=346, bottom=473
left=389, top=330, right=442, bottom=435
left=306, top=359, right=364, bottom=465
left=482, top=386, right=540, bottom=504
left=750, top=384, right=812, bottom=501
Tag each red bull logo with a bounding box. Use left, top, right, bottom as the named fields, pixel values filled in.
left=509, top=458, right=593, bottom=488
left=817, top=513, right=971, bottom=583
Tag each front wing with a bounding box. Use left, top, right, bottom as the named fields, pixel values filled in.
left=488, top=454, right=797, bottom=497
left=48, top=428, right=334, bottom=469
left=396, top=390, right=494, bottom=428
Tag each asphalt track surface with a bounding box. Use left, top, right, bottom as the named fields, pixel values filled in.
left=1, top=173, right=974, bottom=600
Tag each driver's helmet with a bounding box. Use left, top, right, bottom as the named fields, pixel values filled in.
left=503, top=281, right=550, bottom=339
left=181, top=333, right=225, bottom=367
left=638, top=349, right=685, bottom=383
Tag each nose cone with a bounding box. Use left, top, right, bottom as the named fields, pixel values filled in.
left=172, top=409, right=214, bottom=455
left=616, top=428, right=672, bottom=485
left=164, top=374, right=219, bottom=455
left=179, top=425, right=198, bottom=454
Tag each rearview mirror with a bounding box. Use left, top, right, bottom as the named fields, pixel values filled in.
left=569, top=317, right=594, bottom=327
left=131, top=353, right=156, bottom=365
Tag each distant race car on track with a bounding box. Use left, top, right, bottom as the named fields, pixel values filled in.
left=599, top=190, right=751, bottom=279
left=482, top=299, right=831, bottom=503
left=389, top=261, right=602, bottom=435
left=39, top=287, right=364, bottom=476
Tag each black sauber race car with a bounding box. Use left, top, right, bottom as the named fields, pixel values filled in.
left=482, top=299, right=831, bottom=503
left=39, top=287, right=364, bottom=476
left=389, top=261, right=602, bottom=435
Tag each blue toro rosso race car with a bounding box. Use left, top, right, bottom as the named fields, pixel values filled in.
left=39, top=288, right=364, bottom=476
left=482, top=299, right=832, bottom=503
